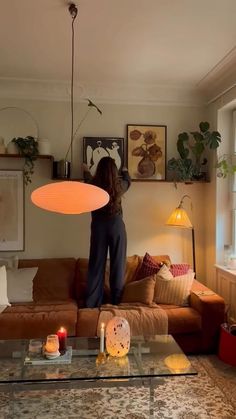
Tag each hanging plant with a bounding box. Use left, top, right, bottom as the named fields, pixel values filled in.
left=12, top=136, right=38, bottom=185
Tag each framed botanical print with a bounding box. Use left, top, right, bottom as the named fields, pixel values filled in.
left=83, top=137, right=125, bottom=176
left=0, top=170, right=24, bottom=251
left=127, top=124, right=167, bottom=180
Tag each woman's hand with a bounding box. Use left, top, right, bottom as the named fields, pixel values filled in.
left=82, top=163, right=90, bottom=172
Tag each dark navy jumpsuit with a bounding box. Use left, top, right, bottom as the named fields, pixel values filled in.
left=85, top=169, right=131, bottom=308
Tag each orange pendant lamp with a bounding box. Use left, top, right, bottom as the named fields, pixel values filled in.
left=31, top=181, right=109, bottom=215
left=31, top=3, right=108, bottom=215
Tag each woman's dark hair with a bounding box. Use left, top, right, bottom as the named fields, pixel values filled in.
left=93, top=157, right=122, bottom=215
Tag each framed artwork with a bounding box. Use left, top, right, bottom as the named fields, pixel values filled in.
left=127, top=124, right=167, bottom=180
left=0, top=170, right=24, bottom=251
left=83, top=137, right=125, bottom=176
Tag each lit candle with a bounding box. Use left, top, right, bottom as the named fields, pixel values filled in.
left=100, top=323, right=105, bottom=353
left=45, top=334, right=59, bottom=353
left=57, top=327, right=67, bottom=353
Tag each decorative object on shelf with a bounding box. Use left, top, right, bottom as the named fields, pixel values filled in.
left=0, top=170, right=24, bottom=251
left=127, top=124, right=167, bottom=181
left=37, top=138, right=51, bottom=155
left=6, top=140, right=18, bottom=154
left=31, top=3, right=108, bottom=215
left=12, top=136, right=38, bottom=185
left=0, top=137, right=6, bottom=154
left=83, top=137, right=124, bottom=177
left=168, top=121, right=222, bottom=182
left=105, top=316, right=130, bottom=357
left=56, top=327, right=67, bottom=353
left=166, top=195, right=196, bottom=273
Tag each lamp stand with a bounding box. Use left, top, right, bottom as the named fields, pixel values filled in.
left=192, top=228, right=196, bottom=274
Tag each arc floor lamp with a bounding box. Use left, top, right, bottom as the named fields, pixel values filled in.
left=166, top=195, right=196, bottom=273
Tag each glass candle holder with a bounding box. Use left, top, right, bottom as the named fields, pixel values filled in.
left=45, top=334, right=59, bottom=353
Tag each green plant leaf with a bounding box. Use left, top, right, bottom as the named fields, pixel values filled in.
left=199, top=121, right=210, bottom=133
left=207, top=131, right=222, bottom=149
left=190, top=132, right=204, bottom=142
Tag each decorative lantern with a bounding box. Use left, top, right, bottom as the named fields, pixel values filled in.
left=105, top=316, right=130, bottom=357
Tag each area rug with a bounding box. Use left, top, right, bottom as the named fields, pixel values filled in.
left=0, top=355, right=236, bottom=419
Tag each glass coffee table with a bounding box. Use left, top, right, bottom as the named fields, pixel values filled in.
left=0, top=335, right=197, bottom=417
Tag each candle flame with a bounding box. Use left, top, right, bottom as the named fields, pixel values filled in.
left=101, top=323, right=105, bottom=329
left=59, top=327, right=65, bottom=332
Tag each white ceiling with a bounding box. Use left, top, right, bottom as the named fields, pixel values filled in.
left=0, top=0, right=236, bottom=104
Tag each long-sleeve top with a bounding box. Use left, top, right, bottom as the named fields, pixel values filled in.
left=84, top=169, right=131, bottom=220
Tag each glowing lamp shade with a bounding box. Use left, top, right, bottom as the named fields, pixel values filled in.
left=106, top=316, right=130, bottom=357
left=166, top=207, right=192, bottom=229
left=31, top=181, right=109, bottom=214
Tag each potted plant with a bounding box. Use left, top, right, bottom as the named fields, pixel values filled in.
left=12, top=136, right=38, bottom=185
left=216, top=154, right=236, bottom=178
left=168, top=121, right=222, bottom=182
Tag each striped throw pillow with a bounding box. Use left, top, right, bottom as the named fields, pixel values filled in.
left=154, top=272, right=194, bottom=306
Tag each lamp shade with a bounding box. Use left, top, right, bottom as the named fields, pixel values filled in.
left=166, top=207, right=192, bottom=229
left=31, top=181, right=109, bottom=214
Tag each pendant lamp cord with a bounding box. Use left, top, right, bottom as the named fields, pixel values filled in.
left=64, top=4, right=102, bottom=163
left=68, top=4, right=77, bottom=166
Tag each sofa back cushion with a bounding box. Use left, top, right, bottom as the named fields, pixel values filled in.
left=18, top=258, right=76, bottom=301
left=74, top=255, right=142, bottom=307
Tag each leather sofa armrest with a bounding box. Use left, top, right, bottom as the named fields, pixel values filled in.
left=189, top=280, right=225, bottom=352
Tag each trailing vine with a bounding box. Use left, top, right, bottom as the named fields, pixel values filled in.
left=12, top=136, right=38, bottom=185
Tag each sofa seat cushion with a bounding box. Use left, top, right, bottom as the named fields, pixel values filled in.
left=0, top=300, right=78, bottom=339
left=162, top=305, right=202, bottom=334
left=76, top=308, right=100, bottom=337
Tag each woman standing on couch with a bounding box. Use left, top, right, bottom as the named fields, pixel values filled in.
left=83, top=156, right=131, bottom=308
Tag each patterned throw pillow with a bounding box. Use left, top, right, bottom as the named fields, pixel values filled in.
left=170, top=263, right=190, bottom=277
left=154, top=272, right=195, bottom=306
left=135, top=253, right=162, bottom=281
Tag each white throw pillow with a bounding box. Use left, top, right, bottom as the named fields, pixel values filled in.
left=0, top=266, right=10, bottom=306
left=7, top=267, right=38, bottom=303
left=154, top=272, right=195, bottom=306
left=156, top=264, right=173, bottom=281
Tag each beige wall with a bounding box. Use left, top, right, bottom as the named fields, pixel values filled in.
left=0, top=98, right=207, bottom=279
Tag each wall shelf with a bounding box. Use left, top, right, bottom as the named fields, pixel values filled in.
left=0, top=153, right=53, bottom=160
left=0, top=155, right=210, bottom=183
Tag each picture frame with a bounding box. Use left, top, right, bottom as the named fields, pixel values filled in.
left=83, top=137, right=125, bottom=177
left=0, top=170, right=24, bottom=251
left=127, top=124, right=167, bottom=181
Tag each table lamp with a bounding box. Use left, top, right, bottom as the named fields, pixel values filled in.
left=166, top=195, right=196, bottom=273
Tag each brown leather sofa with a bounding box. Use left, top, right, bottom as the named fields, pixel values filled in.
left=0, top=255, right=225, bottom=354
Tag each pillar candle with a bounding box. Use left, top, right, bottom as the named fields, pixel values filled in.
left=100, top=323, right=105, bottom=353
left=57, top=327, right=67, bottom=352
